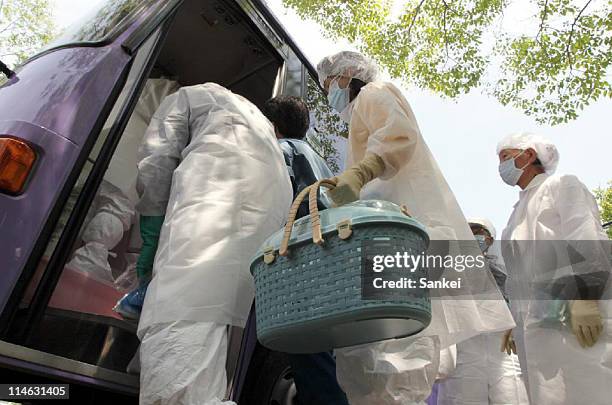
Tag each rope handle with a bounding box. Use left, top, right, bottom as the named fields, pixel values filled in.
left=279, top=178, right=337, bottom=257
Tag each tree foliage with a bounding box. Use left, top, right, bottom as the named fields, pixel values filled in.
left=496, top=0, right=612, bottom=124
left=594, top=181, right=612, bottom=239
left=282, top=0, right=612, bottom=125
left=305, top=76, right=347, bottom=173
left=0, top=0, right=55, bottom=68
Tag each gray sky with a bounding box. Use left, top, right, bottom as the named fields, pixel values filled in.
left=51, top=0, right=611, bottom=235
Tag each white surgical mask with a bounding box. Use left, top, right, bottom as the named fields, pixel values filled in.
left=474, top=234, right=489, bottom=253
left=327, top=79, right=350, bottom=113
left=499, top=150, right=529, bottom=186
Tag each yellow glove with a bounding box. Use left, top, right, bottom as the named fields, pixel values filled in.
left=328, top=153, right=385, bottom=206
left=569, top=300, right=603, bottom=348
left=500, top=329, right=516, bottom=355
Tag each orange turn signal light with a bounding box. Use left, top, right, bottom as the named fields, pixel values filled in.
left=0, top=137, right=36, bottom=195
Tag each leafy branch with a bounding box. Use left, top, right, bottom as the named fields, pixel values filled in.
left=565, top=0, right=593, bottom=69
left=283, top=0, right=611, bottom=125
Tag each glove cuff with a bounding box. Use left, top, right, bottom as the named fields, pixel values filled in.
left=349, top=153, right=385, bottom=186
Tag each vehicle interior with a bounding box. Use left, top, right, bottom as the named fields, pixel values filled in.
left=153, top=0, right=282, bottom=106
left=8, top=0, right=295, bottom=388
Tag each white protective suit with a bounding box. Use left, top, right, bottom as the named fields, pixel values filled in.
left=67, top=79, right=179, bottom=283
left=438, top=247, right=528, bottom=405
left=136, top=83, right=293, bottom=405
left=66, top=181, right=135, bottom=283
left=436, top=345, right=457, bottom=381
left=437, top=331, right=529, bottom=405
left=332, top=81, right=515, bottom=404
left=105, top=78, right=180, bottom=202
left=501, top=172, right=612, bottom=405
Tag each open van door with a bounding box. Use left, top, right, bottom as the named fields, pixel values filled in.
left=0, top=0, right=181, bottom=395
left=0, top=1, right=180, bottom=330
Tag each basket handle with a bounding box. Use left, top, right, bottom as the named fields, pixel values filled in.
left=279, top=178, right=337, bottom=257
left=309, top=178, right=337, bottom=246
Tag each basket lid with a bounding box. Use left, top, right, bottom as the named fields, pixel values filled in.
left=252, top=200, right=429, bottom=261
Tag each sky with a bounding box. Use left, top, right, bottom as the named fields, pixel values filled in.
left=50, top=0, right=611, bottom=234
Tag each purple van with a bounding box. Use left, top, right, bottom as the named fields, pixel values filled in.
left=0, top=1, right=325, bottom=403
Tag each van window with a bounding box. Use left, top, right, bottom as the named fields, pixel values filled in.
left=43, top=0, right=154, bottom=52
left=283, top=49, right=305, bottom=97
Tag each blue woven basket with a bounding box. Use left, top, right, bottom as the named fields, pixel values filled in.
left=250, top=180, right=431, bottom=353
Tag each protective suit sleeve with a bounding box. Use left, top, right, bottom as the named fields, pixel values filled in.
left=136, top=215, right=165, bottom=280
left=555, top=175, right=607, bottom=240
left=500, top=329, right=517, bottom=355
left=553, top=175, right=611, bottom=299
left=136, top=91, right=190, bottom=216
left=352, top=86, right=417, bottom=180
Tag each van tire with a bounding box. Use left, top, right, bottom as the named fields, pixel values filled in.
left=239, top=345, right=297, bottom=405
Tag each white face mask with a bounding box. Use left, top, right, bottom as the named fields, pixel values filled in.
left=327, top=78, right=350, bottom=113
left=474, top=234, right=489, bottom=253
left=499, top=150, right=529, bottom=186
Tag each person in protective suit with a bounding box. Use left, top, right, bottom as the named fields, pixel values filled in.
left=497, top=132, right=612, bottom=405
left=316, top=51, right=515, bottom=405
left=135, top=83, right=293, bottom=405
left=69, top=79, right=179, bottom=295
left=437, top=218, right=529, bottom=405
left=262, top=95, right=349, bottom=405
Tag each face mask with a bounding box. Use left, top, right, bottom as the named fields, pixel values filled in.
left=327, top=79, right=350, bottom=113
left=498, top=150, right=529, bottom=186
left=474, top=234, right=489, bottom=253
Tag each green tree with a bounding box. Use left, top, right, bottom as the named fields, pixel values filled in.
left=282, top=0, right=612, bottom=125
left=594, top=181, right=612, bottom=239
left=0, top=0, right=55, bottom=68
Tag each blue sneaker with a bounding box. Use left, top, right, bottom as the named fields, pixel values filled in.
left=113, top=282, right=148, bottom=320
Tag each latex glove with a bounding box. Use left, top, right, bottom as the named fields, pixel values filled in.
left=328, top=153, right=385, bottom=206
left=136, top=215, right=165, bottom=280
left=569, top=300, right=603, bottom=348
left=500, top=329, right=516, bottom=355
